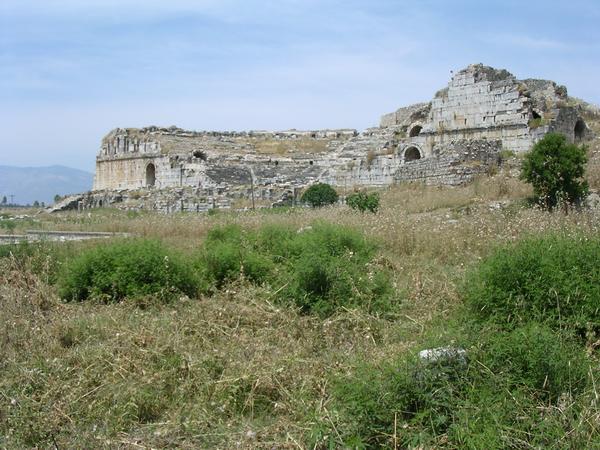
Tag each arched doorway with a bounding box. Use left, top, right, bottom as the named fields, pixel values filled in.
left=409, top=125, right=423, bottom=137
left=574, top=119, right=586, bottom=141
left=146, top=163, right=156, bottom=187
left=404, top=146, right=422, bottom=162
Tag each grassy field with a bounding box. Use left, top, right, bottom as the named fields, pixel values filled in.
left=1, top=170, right=600, bottom=448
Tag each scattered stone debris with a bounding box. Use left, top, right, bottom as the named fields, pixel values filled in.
left=586, top=192, right=600, bottom=209
left=418, top=347, right=468, bottom=366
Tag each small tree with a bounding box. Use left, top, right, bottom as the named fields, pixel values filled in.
left=1, top=196, right=6, bottom=205
left=521, top=133, right=588, bottom=210
left=301, top=183, right=339, bottom=208
left=33, top=200, right=40, bottom=207
left=347, top=191, right=380, bottom=213
left=54, top=194, right=62, bottom=203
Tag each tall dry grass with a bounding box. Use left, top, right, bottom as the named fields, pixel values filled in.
left=2, top=169, right=600, bottom=448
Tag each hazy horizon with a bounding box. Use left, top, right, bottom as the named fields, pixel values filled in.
left=2, top=0, right=599, bottom=172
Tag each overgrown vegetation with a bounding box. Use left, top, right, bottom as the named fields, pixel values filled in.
left=327, top=322, right=592, bottom=448
left=2, top=166, right=600, bottom=448
left=300, top=182, right=339, bottom=207
left=59, top=239, right=198, bottom=302
left=465, top=233, right=600, bottom=338
left=196, top=222, right=396, bottom=317
left=347, top=190, right=380, bottom=213
left=521, top=132, right=588, bottom=209
left=322, top=232, right=600, bottom=447
left=0, top=219, right=17, bottom=233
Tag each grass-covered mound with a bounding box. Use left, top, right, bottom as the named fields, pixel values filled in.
left=326, top=322, right=591, bottom=448
left=321, top=232, right=600, bottom=448
left=59, top=239, right=198, bottom=302
left=196, top=222, right=396, bottom=317
left=464, top=233, right=600, bottom=336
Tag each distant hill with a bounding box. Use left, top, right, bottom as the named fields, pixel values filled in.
left=0, top=165, right=93, bottom=205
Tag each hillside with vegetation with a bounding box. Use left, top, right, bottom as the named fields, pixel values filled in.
left=1, top=128, right=600, bottom=448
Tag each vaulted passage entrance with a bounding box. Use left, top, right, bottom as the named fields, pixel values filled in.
left=575, top=119, right=586, bottom=141
left=404, top=146, right=422, bottom=162
left=409, top=125, right=423, bottom=137
left=146, top=163, right=156, bottom=187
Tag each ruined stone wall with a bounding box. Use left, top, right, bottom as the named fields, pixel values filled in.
left=84, top=64, right=592, bottom=214
left=421, top=66, right=533, bottom=153
left=381, top=64, right=586, bottom=156
left=394, top=140, right=502, bottom=185
left=93, top=127, right=357, bottom=191
left=380, top=103, right=431, bottom=129
left=94, top=156, right=155, bottom=190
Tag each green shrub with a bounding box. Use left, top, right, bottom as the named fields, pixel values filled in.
left=346, top=191, right=380, bottom=213
left=195, top=222, right=395, bottom=317
left=482, top=323, right=589, bottom=401
left=196, top=224, right=275, bottom=289
left=300, top=183, right=339, bottom=208
left=464, top=233, right=600, bottom=336
left=326, top=323, right=590, bottom=448
left=521, top=133, right=588, bottom=209
left=59, top=239, right=198, bottom=302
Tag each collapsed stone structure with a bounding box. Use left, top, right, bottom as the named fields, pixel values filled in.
left=82, top=64, right=590, bottom=212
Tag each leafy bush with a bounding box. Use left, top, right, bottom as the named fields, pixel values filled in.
left=195, top=222, right=395, bottom=317
left=59, top=239, right=198, bottom=302
left=197, top=225, right=274, bottom=289
left=326, top=323, right=590, bottom=448
left=521, top=133, right=588, bottom=209
left=347, top=191, right=380, bottom=213
left=464, top=233, right=600, bottom=335
left=300, top=183, right=339, bottom=208
left=282, top=223, right=392, bottom=316
left=483, top=323, right=589, bottom=401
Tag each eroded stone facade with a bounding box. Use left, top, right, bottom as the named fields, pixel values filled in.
left=88, top=64, right=591, bottom=212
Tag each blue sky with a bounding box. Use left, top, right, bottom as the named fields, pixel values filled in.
left=1, top=0, right=599, bottom=171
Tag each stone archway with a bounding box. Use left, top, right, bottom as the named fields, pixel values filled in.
left=409, top=125, right=423, bottom=137
left=404, top=146, right=422, bottom=162
left=574, top=119, right=586, bottom=141
left=146, top=163, right=156, bottom=187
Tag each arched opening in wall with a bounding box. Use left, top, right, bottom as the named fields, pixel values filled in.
left=532, top=110, right=542, bottom=120
left=409, top=125, right=423, bottom=137
left=574, top=119, right=586, bottom=141
left=146, top=163, right=156, bottom=187
left=404, top=146, right=422, bottom=162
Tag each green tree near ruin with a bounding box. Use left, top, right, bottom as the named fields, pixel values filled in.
left=521, top=133, right=588, bottom=210
left=1, top=196, right=6, bottom=205
left=301, top=183, right=339, bottom=208
left=347, top=191, right=380, bottom=213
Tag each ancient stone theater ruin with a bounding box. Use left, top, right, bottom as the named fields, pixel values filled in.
left=78, top=64, right=590, bottom=212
